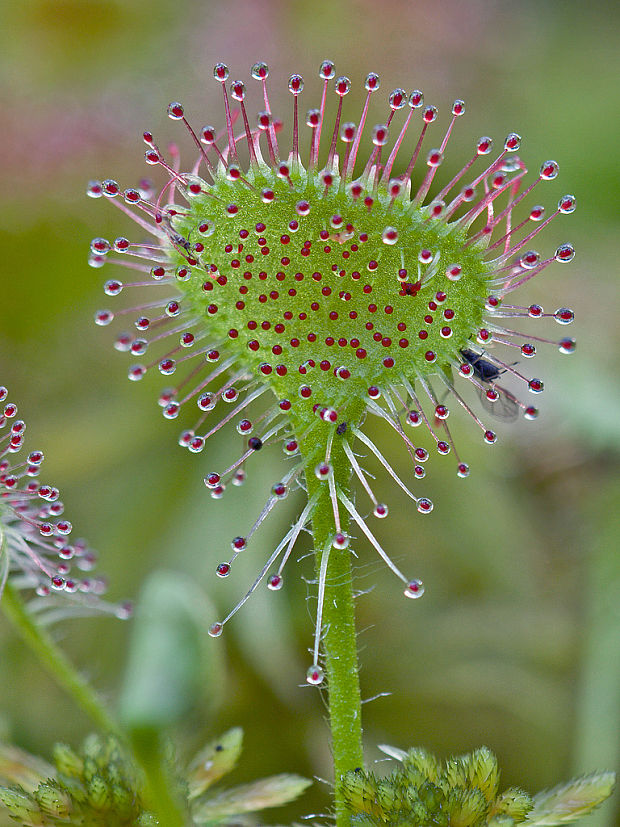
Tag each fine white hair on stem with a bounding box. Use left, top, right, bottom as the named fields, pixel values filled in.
left=337, top=488, right=409, bottom=585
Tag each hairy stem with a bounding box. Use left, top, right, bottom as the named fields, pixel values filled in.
left=1, top=581, right=119, bottom=735
left=303, top=414, right=365, bottom=827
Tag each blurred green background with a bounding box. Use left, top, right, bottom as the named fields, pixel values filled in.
left=1, top=0, right=619, bottom=823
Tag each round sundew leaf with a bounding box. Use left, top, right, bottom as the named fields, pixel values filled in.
left=172, top=171, right=490, bottom=434
left=92, top=63, right=577, bottom=672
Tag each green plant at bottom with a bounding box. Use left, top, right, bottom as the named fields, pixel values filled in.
left=0, top=728, right=310, bottom=827
left=339, top=745, right=614, bottom=827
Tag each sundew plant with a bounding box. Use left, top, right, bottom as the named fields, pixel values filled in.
left=0, top=59, right=615, bottom=827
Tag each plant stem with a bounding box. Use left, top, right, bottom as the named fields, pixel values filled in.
left=303, top=418, right=365, bottom=827
left=130, top=728, right=187, bottom=827
left=1, top=581, right=119, bottom=735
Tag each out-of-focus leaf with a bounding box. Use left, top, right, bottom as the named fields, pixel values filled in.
left=524, top=772, right=615, bottom=825
left=0, top=525, right=9, bottom=599
left=187, top=728, right=243, bottom=800
left=192, top=773, right=312, bottom=822
left=0, top=743, right=53, bottom=792
left=119, top=570, right=223, bottom=731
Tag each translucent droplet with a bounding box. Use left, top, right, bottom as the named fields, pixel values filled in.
left=268, top=574, right=283, bottom=590
left=306, top=664, right=324, bottom=685
left=213, top=63, right=229, bottom=82
left=558, top=194, right=576, bottom=214
left=251, top=62, right=268, bottom=80
left=520, top=250, right=540, bottom=269
left=554, top=307, right=574, bottom=325
left=257, top=110, right=272, bottom=130
left=540, top=160, right=559, bottom=180
left=271, top=482, right=288, bottom=499
left=305, top=108, right=320, bottom=128
left=417, top=498, right=433, bottom=514
left=88, top=254, right=106, bottom=269
left=230, top=80, right=245, bottom=101
left=94, top=309, right=114, bottom=326
left=128, top=364, right=146, bottom=382
left=372, top=124, right=389, bottom=146
left=237, top=418, right=253, bottom=435
left=365, top=72, right=380, bottom=92
left=409, top=90, right=423, bottom=108
left=201, top=125, right=216, bottom=145
left=427, top=200, right=445, bottom=218
left=208, top=622, right=223, bottom=637
left=407, top=410, right=422, bottom=427
left=426, top=148, right=443, bottom=167
left=90, top=237, right=111, bottom=254
left=559, top=338, right=576, bottom=354
left=103, top=279, right=123, bottom=297
left=159, top=358, right=176, bottom=375
left=340, top=122, right=356, bottom=143
left=373, top=503, right=388, bottom=518
left=314, top=462, right=332, bottom=480
left=334, top=76, right=351, bottom=96
left=555, top=243, right=575, bottom=263
left=288, top=74, right=304, bottom=95
left=130, top=338, right=147, bottom=356
left=231, top=536, right=247, bottom=552
left=163, top=402, right=180, bottom=419
left=382, top=227, right=398, bottom=245
left=477, top=136, right=493, bottom=155
left=389, top=88, right=407, bottom=110
left=404, top=579, right=425, bottom=599
left=113, top=236, right=130, bottom=252
left=188, top=436, right=205, bottom=453
left=504, top=132, right=521, bottom=151
left=232, top=469, right=246, bottom=486
left=116, top=602, right=133, bottom=620
left=102, top=179, right=120, bottom=197
left=319, top=60, right=335, bottom=80
left=167, top=101, right=184, bottom=120
left=86, top=180, right=103, bottom=198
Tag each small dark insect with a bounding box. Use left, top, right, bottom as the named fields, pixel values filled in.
left=459, top=347, right=504, bottom=382
left=171, top=233, right=191, bottom=251
left=458, top=347, right=520, bottom=421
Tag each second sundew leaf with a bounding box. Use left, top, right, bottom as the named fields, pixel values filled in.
left=186, top=728, right=244, bottom=800
left=523, top=773, right=616, bottom=826
left=190, top=773, right=312, bottom=823
left=0, top=743, right=55, bottom=793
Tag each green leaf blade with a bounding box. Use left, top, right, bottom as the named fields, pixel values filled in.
left=524, top=772, right=616, bottom=826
